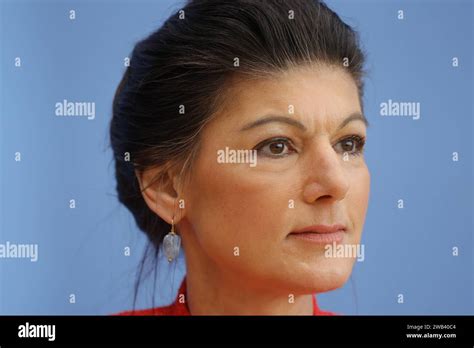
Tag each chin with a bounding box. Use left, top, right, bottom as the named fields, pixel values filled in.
left=292, top=259, right=355, bottom=294
left=313, top=274, right=351, bottom=294
left=320, top=265, right=354, bottom=293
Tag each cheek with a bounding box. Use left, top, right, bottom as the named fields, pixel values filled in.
left=185, top=156, right=294, bottom=267
left=346, top=162, right=370, bottom=241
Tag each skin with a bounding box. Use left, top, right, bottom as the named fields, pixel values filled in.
left=139, top=64, right=370, bottom=315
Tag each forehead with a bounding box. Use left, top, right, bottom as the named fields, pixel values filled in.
left=214, top=65, right=362, bottom=131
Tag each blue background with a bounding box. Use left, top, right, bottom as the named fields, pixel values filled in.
left=0, top=0, right=472, bottom=315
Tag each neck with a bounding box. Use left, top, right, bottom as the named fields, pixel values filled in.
left=180, top=223, right=314, bottom=315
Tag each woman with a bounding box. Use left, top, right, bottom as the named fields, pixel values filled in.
left=111, top=0, right=370, bottom=315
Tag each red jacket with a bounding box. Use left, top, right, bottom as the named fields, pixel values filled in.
left=116, top=277, right=336, bottom=316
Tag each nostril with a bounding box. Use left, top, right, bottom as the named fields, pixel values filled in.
left=318, top=195, right=332, bottom=200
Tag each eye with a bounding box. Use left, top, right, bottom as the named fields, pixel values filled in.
left=334, top=135, right=366, bottom=156
left=254, top=137, right=296, bottom=158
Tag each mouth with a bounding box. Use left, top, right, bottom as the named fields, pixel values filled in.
left=288, top=224, right=347, bottom=244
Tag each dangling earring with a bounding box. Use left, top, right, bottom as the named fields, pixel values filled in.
left=163, top=217, right=181, bottom=262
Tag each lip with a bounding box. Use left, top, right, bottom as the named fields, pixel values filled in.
left=288, top=224, right=347, bottom=244
left=290, top=224, right=347, bottom=234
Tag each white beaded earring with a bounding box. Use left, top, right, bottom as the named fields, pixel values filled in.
left=163, top=217, right=181, bottom=262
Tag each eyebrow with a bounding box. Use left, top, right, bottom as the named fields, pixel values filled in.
left=239, top=112, right=369, bottom=132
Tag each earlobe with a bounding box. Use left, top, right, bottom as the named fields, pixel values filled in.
left=134, top=168, right=181, bottom=225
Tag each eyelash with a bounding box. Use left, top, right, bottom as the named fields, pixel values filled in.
left=254, top=135, right=366, bottom=159
left=254, top=137, right=297, bottom=158
left=335, top=135, right=366, bottom=157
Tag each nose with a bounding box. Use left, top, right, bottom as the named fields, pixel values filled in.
left=302, top=139, right=350, bottom=204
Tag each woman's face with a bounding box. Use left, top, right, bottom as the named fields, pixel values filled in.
left=180, top=64, right=370, bottom=295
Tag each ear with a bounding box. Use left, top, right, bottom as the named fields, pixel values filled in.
left=135, top=167, right=181, bottom=225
